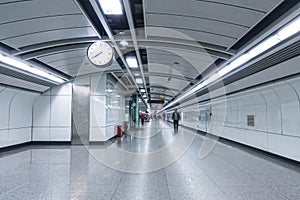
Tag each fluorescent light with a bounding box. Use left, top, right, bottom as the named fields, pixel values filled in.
left=98, top=0, right=123, bottom=15
left=136, top=78, right=143, bottom=84
left=248, top=36, right=281, bottom=59
left=276, top=16, right=300, bottom=41
left=161, top=15, right=300, bottom=112
left=219, top=15, right=300, bottom=78
left=126, top=57, right=138, bottom=68
left=140, top=89, right=146, bottom=93
left=142, top=94, right=147, bottom=98
left=0, top=54, right=65, bottom=84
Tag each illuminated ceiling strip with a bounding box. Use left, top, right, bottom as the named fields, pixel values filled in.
left=126, top=57, right=139, bottom=68
left=162, top=15, right=300, bottom=111
left=0, top=54, right=65, bottom=84
left=98, top=0, right=123, bottom=15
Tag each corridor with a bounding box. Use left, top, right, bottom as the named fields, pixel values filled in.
left=0, top=121, right=299, bottom=200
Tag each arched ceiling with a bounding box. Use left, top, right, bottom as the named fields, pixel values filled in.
left=0, top=0, right=299, bottom=109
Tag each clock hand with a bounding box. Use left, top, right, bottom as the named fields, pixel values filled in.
left=92, top=52, right=103, bottom=59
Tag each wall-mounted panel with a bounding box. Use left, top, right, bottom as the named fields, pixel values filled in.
left=272, top=82, right=300, bottom=137
left=0, top=88, right=17, bottom=129
left=33, top=96, right=51, bottom=127
left=9, top=92, right=38, bottom=128
left=0, top=87, right=37, bottom=148
left=50, top=96, right=72, bottom=127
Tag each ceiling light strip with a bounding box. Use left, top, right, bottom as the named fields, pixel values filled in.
left=123, top=0, right=149, bottom=101
left=89, top=0, right=147, bottom=105
left=98, top=0, right=123, bottom=15
left=162, top=15, right=300, bottom=111
left=0, top=54, right=65, bottom=84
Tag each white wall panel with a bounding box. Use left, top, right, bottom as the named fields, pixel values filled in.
left=9, top=92, right=38, bottom=128
left=0, top=89, right=17, bottom=129
left=0, top=87, right=37, bottom=148
left=268, top=134, right=300, bottom=161
left=272, top=82, right=300, bottom=137
left=32, top=83, right=72, bottom=142
left=51, top=83, right=72, bottom=96
left=0, top=130, right=8, bottom=148
left=32, top=128, right=50, bottom=141
left=259, top=86, right=282, bottom=134
left=90, top=96, right=106, bottom=127
left=33, top=96, right=50, bottom=126
left=181, top=74, right=300, bottom=162
left=50, top=128, right=71, bottom=141
left=50, top=96, right=72, bottom=127
left=8, top=128, right=31, bottom=146
left=90, top=127, right=107, bottom=141
left=287, top=77, right=300, bottom=96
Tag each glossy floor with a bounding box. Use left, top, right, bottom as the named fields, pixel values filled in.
left=0, top=121, right=299, bottom=200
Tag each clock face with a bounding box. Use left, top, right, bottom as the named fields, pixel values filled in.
left=87, top=41, right=114, bottom=67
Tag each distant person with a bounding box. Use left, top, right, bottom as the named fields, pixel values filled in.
left=172, top=109, right=181, bottom=132
left=140, top=113, right=146, bottom=126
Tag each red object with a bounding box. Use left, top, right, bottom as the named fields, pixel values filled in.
left=141, top=113, right=146, bottom=120
left=117, top=125, right=122, bottom=137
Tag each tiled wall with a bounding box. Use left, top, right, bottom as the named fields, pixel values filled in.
left=180, top=76, right=300, bottom=162
left=32, top=84, right=72, bottom=141
left=0, top=86, right=38, bottom=148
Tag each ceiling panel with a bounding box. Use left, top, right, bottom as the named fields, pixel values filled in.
left=145, top=0, right=283, bottom=48
left=0, top=15, right=91, bottom=42
left=146, top=26, right=236, bottom=48
left=0, top=0, right=81, bottom=23
left=206, top=0, right=282, bottom=11
left=49, top=57, right=85, bottom=69
left=147, top=14, right=248, bottom=39
left=37, top=49, right=87, bottom=63
left=149, top=76, right=188, bottom=91
left=2, top=27, right=97, bottom=49
left=147, top=48, right=215, bottom=79
left=145, top=0, right=266, bottom=27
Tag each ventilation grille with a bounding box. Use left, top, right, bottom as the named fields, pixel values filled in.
left=247, top=115, right=255, bottom=126
left=0, top=66, right=56, bottom=87
left=224, top=39, right=300, bottom=86
left=192, top=40, right=300, bottom=100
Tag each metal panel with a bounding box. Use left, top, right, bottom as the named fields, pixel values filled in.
left=3, top=27, right=97, bottom=49
left=72, top=85, right=90, bottom=145
left=145, top=0, right=266, bottom=27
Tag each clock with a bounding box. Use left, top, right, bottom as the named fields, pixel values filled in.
left=87, top=41, right=114, bottom=67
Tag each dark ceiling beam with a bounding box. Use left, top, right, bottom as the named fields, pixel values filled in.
left=11, top=37, right=99, bottom=56
left=20, top=43, right=90, bottom=60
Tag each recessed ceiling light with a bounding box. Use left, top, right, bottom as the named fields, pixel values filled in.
left=98, top=0, right=123, bottom=15
left=126, top=57, right=138, bottom=68
left=136, top=78, right=143, bottom=84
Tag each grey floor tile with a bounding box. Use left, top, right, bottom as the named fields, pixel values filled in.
left=112, top=185, right=171, bottom=200
left=219, top=185, right=288, bottom=200
left=0, top=121, right=299, bottom=200
left=269, top=185, right=300, bottom=200
left=168, top=185, right=228, bottom=200
left=52, top=184, right=117, bottom=200
left=166, top=173, right=215, bottom=187
left=120, top=170, right=167, bottom=186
